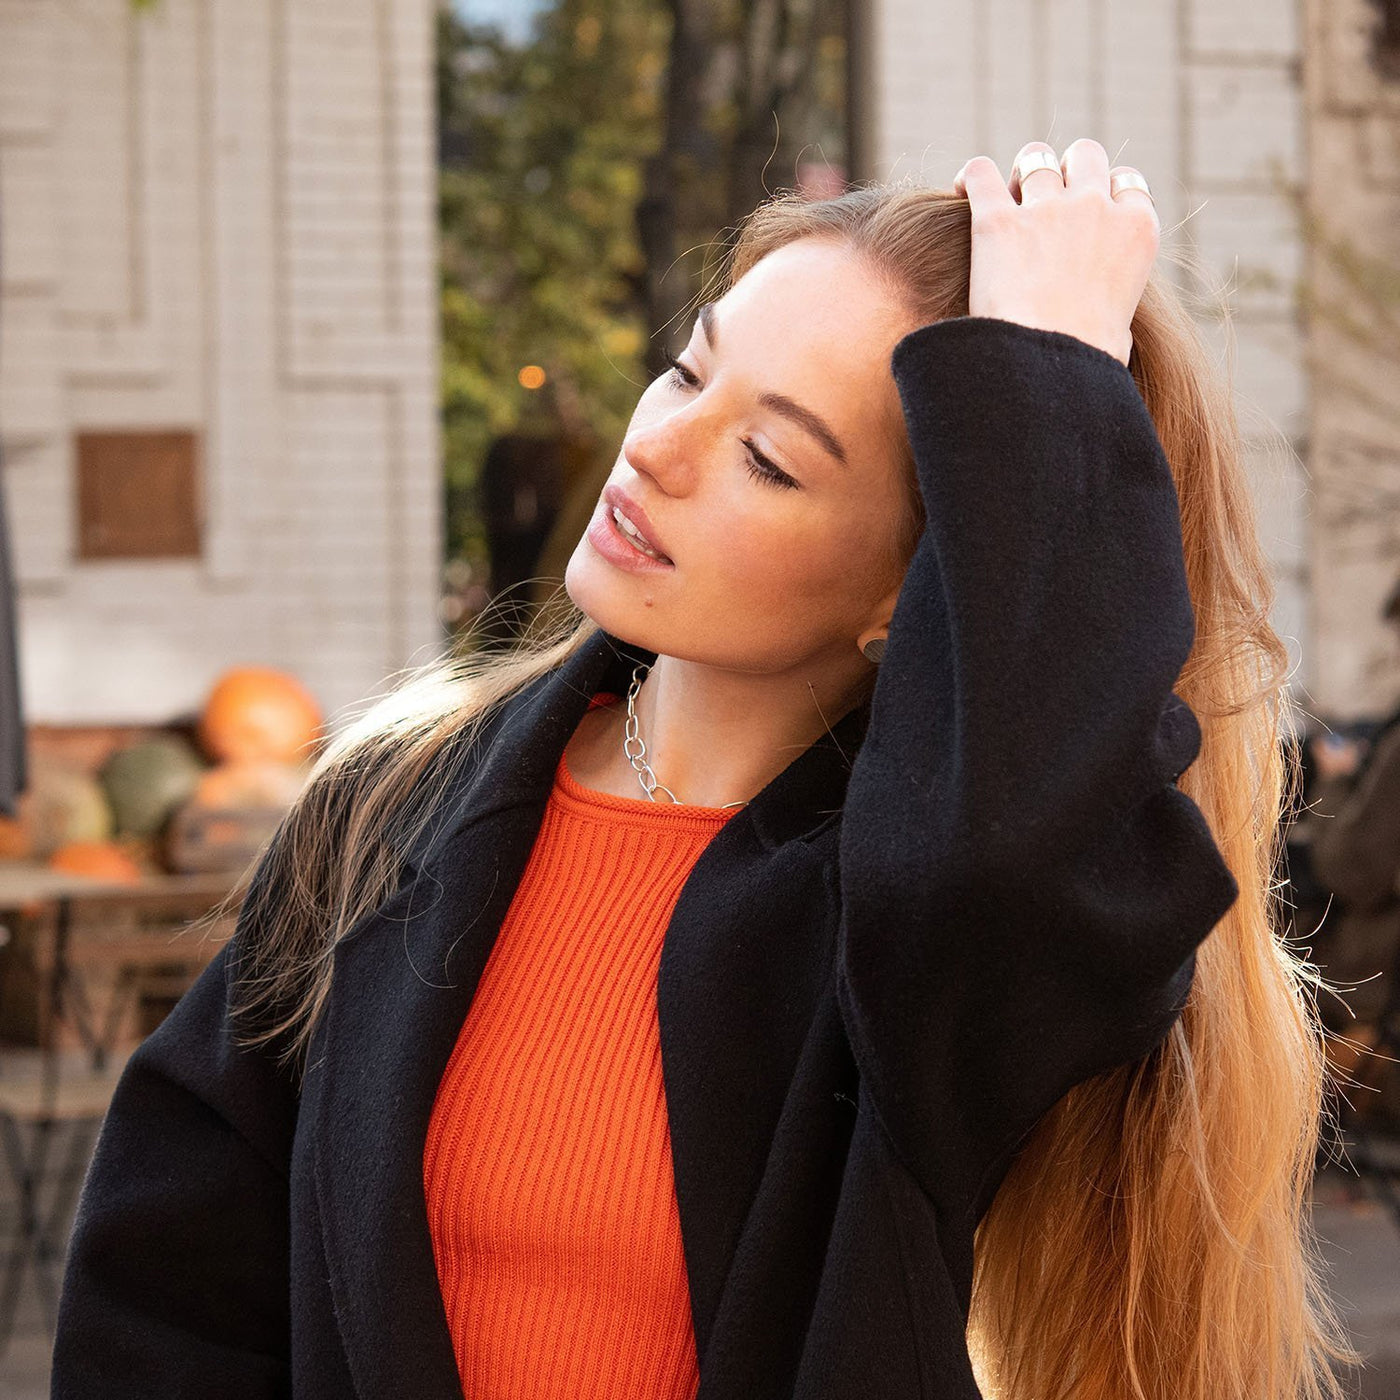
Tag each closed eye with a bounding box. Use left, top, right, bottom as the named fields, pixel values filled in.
left=662, top=354, right=801, bottom=491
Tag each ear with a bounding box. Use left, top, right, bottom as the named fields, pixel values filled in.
left=868, top=576, right=903, bottom=632
left=855, top=577, right=903, bottom=655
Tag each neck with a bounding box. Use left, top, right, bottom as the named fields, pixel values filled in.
left=603, top=651, right=870, bottom=809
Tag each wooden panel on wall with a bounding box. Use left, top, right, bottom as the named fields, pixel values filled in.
left=75, top=429, right=201, bottom=559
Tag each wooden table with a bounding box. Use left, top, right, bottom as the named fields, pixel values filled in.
left=0, top=863, right=247, bottom=1056
left=0, top=863, right=239, bottom=907
left=0, top=864, right=251, bottom=1345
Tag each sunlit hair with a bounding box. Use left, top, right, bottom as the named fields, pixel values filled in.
left=216, top=179, right=1360, bottom=1398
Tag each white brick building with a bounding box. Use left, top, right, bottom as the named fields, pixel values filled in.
left=866, top=0, right=1316, bottom=704
left=0, top=0, right=442, bottom=730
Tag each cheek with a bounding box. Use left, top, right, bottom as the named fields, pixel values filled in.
left=692, top=498, right=854, bottom=605
left=772, top=499, right=902, bottom=614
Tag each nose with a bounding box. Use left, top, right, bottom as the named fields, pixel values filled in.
left=619, top=413, right=695, bottom=493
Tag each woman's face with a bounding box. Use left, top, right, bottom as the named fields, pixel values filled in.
left=565, top=237, right=921, bottom=681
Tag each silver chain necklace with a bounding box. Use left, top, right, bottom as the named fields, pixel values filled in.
left=623, top=662, right=749, bottom=809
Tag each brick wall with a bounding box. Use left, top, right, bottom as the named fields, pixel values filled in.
left=1303, top=0, right=1400, bottom=716
left=0, top=0, right=442, bottom=732
left=865, top=0, right=1311, bottom=697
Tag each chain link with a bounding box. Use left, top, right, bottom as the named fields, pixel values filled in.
left=624, top=662, right=748, bottom=808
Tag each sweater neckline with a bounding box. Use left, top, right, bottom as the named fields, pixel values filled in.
left=554, top=692, right=741, bottom=824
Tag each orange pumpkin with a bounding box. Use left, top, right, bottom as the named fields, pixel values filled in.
left=48, top=840, right=144, bottom=884
left=198, top=667, right=324, bottom=765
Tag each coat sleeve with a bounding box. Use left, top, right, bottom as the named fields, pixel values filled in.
left=835, top=317, right=1240, bottom=1227
left=50, top=831, right=300, bottom=1399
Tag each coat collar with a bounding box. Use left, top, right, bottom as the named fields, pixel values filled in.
left=306, top=625, right=870, bottom=1397
left=402, top=626, right=871, bottom=868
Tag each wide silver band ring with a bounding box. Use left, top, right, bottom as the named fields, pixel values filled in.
left=1108, top=169, right=1153, bottom=204
left=1013, top=151, right=1153, bottom=205
left=1013, top=149, right=1064, bottom=190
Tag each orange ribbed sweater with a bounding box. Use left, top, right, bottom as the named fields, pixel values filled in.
left=422, top=692, right=740, bottom=1400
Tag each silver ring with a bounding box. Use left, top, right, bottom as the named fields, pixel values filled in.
left=1109, top=170, right=1154, bottom=204
left=1013, top=149, right=1064, bottom=191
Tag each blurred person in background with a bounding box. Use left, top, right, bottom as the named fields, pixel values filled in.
left=1299, top=575, right=1400, bottom=1134
left=475, top=433, right=566, bottom=647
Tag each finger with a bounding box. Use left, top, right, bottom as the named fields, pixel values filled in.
left=958, top=155, right=1015, bottom=219
left=1109, top=164, right=1160, bottom=233
left=1009, top=140, right=1064, bottom=205
left=1061, top=137, right=1110, bottom=196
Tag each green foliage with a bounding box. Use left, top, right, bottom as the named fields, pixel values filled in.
left=437, top=3, right=668, bottom=568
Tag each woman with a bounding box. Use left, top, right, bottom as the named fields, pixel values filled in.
left=51, top=139, right=1357, bottom=1399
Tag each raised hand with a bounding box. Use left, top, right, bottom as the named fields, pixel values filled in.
left=951, top=138, right=1159, bottom=365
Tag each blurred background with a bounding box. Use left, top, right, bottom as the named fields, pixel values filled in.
left=1, top=0, right=1400, bottom=1393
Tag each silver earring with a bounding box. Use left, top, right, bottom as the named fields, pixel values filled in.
left=861, top=636, right=886, bottom=663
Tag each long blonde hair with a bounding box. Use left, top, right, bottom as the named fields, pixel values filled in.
left=222, top=180, right=1360, bottom=1398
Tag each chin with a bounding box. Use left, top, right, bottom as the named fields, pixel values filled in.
left=563, top=538, right=721, bottom=670
left=562, top=541, right=600, bottom=617
left=562, top=548, right=653, bottom=649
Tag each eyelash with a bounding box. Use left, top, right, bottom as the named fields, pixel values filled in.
left=662, top=354, right=800, bottom=491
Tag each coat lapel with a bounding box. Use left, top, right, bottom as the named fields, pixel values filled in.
left=307, top=625, right=869, bottom=1396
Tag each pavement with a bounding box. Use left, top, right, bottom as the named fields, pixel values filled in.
left=0, top=1123, right=1397, bottom=1397
left=1313, top=1136, right=1400, bottom=1400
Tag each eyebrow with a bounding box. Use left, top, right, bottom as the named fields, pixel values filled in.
left=697, top=301, right=849, bottom=468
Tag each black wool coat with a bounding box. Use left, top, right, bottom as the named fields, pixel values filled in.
left=51, top=318, right=1240, bottom=1399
